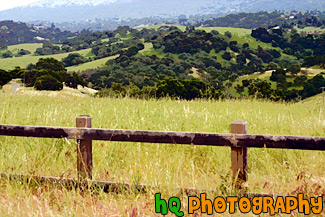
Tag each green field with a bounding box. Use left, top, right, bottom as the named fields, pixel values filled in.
left=295, top=26, right=325, bottom=33
left=7, top=43, right=43, bottom=53
left=139, top=42, right=168, bottom=58
left=148, top=25, right=251, bottom=36
left=0, top=91, right=324, bottom=215
left=198, top=26, right=251, bottom=36
left=67, top=55, right=118, bottom=72
left=0, top=48, right=92, bottom=70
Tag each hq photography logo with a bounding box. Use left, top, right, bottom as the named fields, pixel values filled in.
left=154, top=193, right=323, bottom=216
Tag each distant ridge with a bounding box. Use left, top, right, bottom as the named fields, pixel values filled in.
left=0, top=0, right=324, bottom=22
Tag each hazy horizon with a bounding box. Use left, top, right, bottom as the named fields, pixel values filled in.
left=0, top=0, right=39, bottom=11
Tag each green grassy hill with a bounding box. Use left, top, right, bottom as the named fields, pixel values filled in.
left=227, top=69, right=325, bottom=97
left=295, top=26, right=325, bottom=33
left=148, top=25, right=273, bottom=49
left=299, top=92, right=325, bottom=105
left=0, top=26, right=283, bottom=72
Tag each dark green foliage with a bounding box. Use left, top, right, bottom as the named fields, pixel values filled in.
left=35, top=69, right=64, bottom=83
left=35, top=41, right=61, bottom=55
left=203, top=11, right=325, bottom=29
left=8, top=67, right=24, bottom=79
left=62, top=29, right=114, bottom=52
left=156, top=77, right=185, bottom=98
left=288, top=63, right=301, bottom=75
left=229, top=41, right=239, bottom=52
left=242, top=79, right=251, bottom=87
left=252, top=28, right=325, bottom=61
left=242, top=43, right=249, bottom=49
left=294, top=75, right=307, bottom=86
left=156, top=77, right=219, bottom=100
left=203, top=12, right=284, bottom=29
left=252, top=27, right=271, bottom=43
left=303, top=55, right=325, bottom=68
left=91, top=38, right=141, bottom=59
left=236, top=53, right=247, bottom=65
left=224, top=31, right=232, bottom=38
left=266, top=62, right=279, bottom=70
left=88, top=55, right=192, bottom=90
left=16, top=49, right=31, bottom=57
left=0, top=67, right=26, bottom=88
left=235, top=84, right=244, bottom=93
left=270, top=68, right=286, bottom=83
left=22, top=58, right=87, bottom=90
left=0, top=20, right=76, bottom=46
left=22, top=70, right=38, bottom=87
left=248, top=80, right=273, bottom=98
left=302, top=74, right=325, bottom=98
left=222, top=51, right=232, bottom=61
left=0, top=69, right=12, bottom=87
left=122, top=46, right=140, bottom=57
left=62, top=53, right=89, bottom=67
left=34, top=75, right=63, bottom=91
left=35, top=58, right=66, bottom=72
left=257, top=50, right=273, bottom=63
left=1, top=50, right=13, bottom=58
left=64, top=73, right=88, bottom=88
left=155, top=29, right=229, bottom=54
left=268, top=49, right=281, bottom=58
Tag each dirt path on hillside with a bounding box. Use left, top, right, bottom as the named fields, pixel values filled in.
left=9, top=81, right=20, bottom=94
left=301, top=67, right=325, bottom=76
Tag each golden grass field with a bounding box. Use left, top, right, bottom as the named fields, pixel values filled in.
left=0, top=88, right=324, bottom=216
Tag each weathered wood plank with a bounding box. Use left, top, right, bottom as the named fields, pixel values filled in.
left=0, top=124, right=324, bottom=150
left=76, top=116, right=92, bottom=180
left=231, top=120, right=248, bottom=185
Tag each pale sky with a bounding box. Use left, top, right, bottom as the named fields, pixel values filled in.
left=0, top=0, right=39, bottom=11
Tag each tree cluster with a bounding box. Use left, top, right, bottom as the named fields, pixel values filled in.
left=201, top=11, right=325, bottom=29
left=0, top=20, right=76, bottom=47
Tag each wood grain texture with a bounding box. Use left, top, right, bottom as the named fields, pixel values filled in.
left=0, top=124, right=324, bottom=150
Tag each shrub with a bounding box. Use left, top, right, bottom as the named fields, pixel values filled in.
left=62, top=53, right=89, bottom=67
left=34, top=75, right=63, bottom=91
left=17, top=49, right=31, bottom=56
left=0, top=69, right=12, bottom=87
left=1, top=50, right=13, bottom=58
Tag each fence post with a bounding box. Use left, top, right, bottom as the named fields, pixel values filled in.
left=76, top=115, right=92, bottom=180
left=231, top=120, right=248, bottom=188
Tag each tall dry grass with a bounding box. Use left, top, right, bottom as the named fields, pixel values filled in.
left=0, top=92, right=324, bottom=216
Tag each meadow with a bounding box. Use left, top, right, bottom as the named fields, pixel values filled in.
left=0, top=90, right=324, bottom=216
left=7, top=43, right=43, bottom=53
left=295, top=26, right=325, bottom=33
left=0, top=48, right=92, bottom=70
left=66, top=55, right=119, bottom=72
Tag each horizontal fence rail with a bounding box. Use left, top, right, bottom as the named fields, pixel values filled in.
left=0, top=116, right=325, bottom=198
left=0, top=124, right=325, bottom=150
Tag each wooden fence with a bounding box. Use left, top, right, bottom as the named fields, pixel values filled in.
left=0, top=115, right=324, bottom=193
